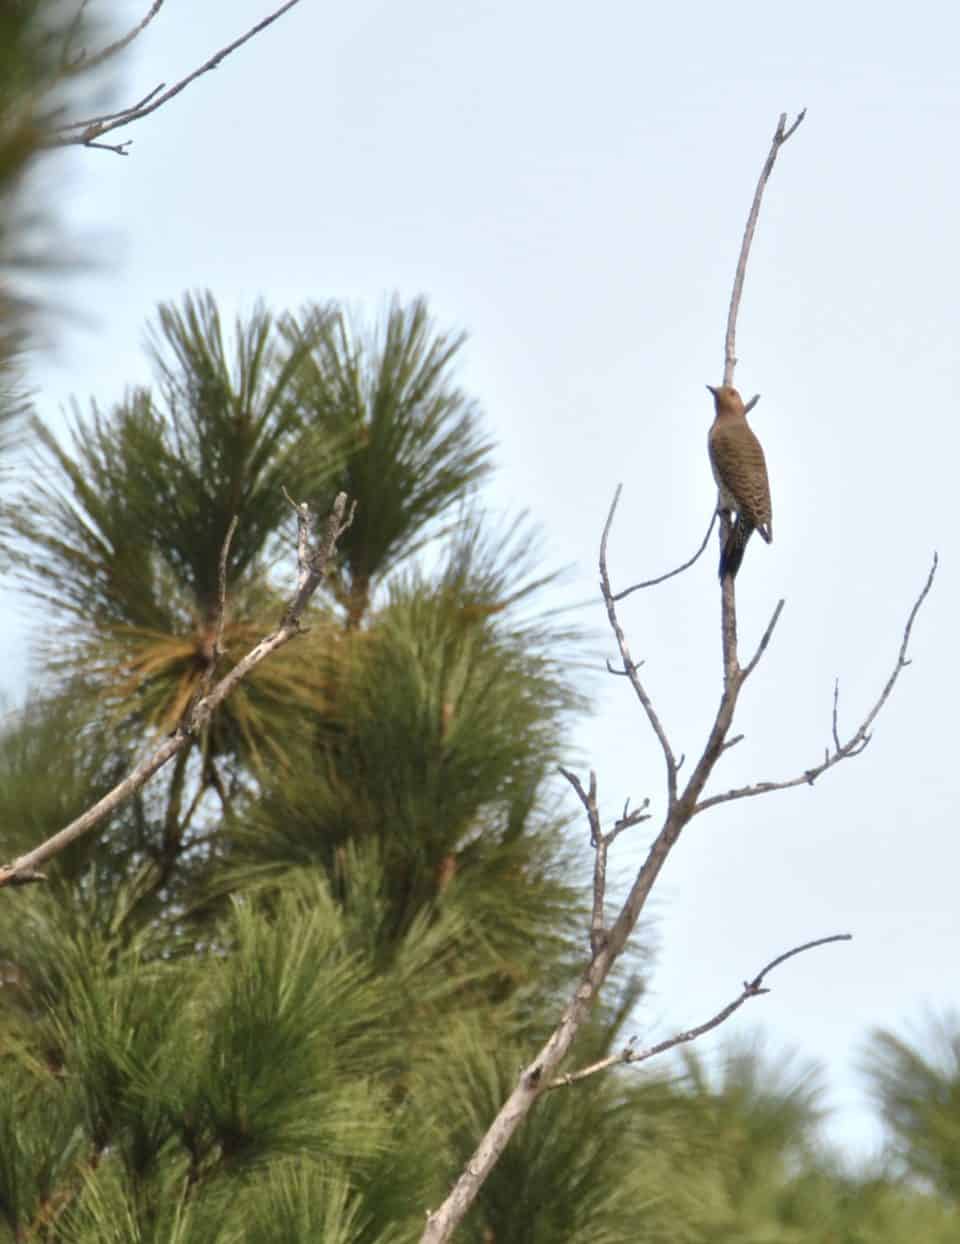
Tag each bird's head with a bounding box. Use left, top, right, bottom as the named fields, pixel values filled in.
left=706, top=384, right=745, bottom=418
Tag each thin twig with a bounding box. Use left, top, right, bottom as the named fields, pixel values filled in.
left=600, top=486, right=678, bottom=806
left=723, top=109, right=806, bottom=386
left=0, top=493, right=353, bottom=888
left=60, top=0, right=93, bottom=70
left=741, top=598, right=786, bottom=681
left=696, top=555, right=937, bottom=814
left=77, top=83, right=167, bottom=128
left=550, top=933, right=851, bottom=1088
left=178, top=516, right=238, bottom=733
left=857, top=552, right=937, bottom=738
left=50, top=0, right=304, bottom=154
left=214, top=517, right=238, bottom=655
left=560, top=766, right=650, bottom=955
left=560, top=767, right=605, bottom=951
left=79, top=0, right=167, bottom=71
left=831, top=677, right=842, bottom=752
left=614, top=511, right=717, bottom=600
left=83, top=139, right=133, bottom=154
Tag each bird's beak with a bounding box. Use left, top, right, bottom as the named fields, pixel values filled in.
left=706, top=384, right=717, bottom=396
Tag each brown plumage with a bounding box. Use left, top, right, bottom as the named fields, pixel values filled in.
left=707, top=384, right=772, bottom=580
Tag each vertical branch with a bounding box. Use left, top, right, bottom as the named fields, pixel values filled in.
left=723, top=109, right=806, bottom=386
left=560, top=766, right=650, bottom=956
left=721, top=559, right=739, bottom=688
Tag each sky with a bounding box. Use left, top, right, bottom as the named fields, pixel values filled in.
left=14, top=0, right=960, bottom=1162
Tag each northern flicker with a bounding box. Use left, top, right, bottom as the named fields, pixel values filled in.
left=707, top=384, right=772, bottom=580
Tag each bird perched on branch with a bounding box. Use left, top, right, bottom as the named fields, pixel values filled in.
left=707, top=383, right=772, bottom=580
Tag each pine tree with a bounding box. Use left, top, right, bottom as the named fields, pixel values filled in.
left=0, top=289, right=634, bottom=1241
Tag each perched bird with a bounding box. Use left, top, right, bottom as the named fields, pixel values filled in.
left=707, top=384, right=772, bottom=580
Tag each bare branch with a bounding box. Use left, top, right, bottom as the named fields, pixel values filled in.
left=214, top=516, right=238, bottom=657
left=422, top=490, right=759, bottom=1243
left=605, top=655, right=643, bottom=677
left=560, top=766, right=650, bottom=955
left=723, top=109, right=806, bottom=386
left=0, top=493, right=352, bottom=888
left=600, top=486, right=678, bottom=805
left=559, top=767, right=601, bottom=847
left=82, top=138, right=133, bottom=155
left=720, top=536, right=739, bottom=687
left=50, top=1, right=304, bottom=154
left=831, top=677, right=842, bottom=752
left=76, top=83, right=166, bottom=128
left=60, top=0, right=93, bottom=70
left=560, top=767, right=605, bottom=952
left=418, top=115, right=910, bottom=1244
left=696, top=555, right=937, bottom=814
left=614, top=510, right=716, bottom=600
left=79, top=1, right=167, bottom=71
left=741, top=598, right=786, bottom=681
left=550, top=933, right=851, bottom=1088
left=858, top=552, right=937, bottom=737
left=177, top=515, right=239, bottom=735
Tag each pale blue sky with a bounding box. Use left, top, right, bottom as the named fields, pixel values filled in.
left=18, top=0, right=960, bottom=1160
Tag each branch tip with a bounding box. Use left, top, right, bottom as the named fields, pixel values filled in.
left=550, top=931, right=847, bottom=1090
left=53, top=1, right=305, bottom=155
left=614, top=509, right=717, bottom=599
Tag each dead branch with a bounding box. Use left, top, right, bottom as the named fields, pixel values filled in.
left=71, top=1, right=167, bottom=72
left=420, top=496, right=932, bottom=1244
left=695, top=554, right=937, bottom=815
left=741, top=598, right=786, bottom=681
left=600, top=485, right=679, bottom=804
left=50, top=0, right=304, bottom=155
left=0, top=493, right=353, bottom=889
left=551, top=933, right=851, bottom=1088
left=559, top=767, right=650, bottom=956
left=418, top=112, right=929, bottom=1244
left=613, top=509, right=716, bottom=600
left=177, top=515, right=238, bottom=734
left=213, top=517, right=238, bottom=656
left=723, top=110, right=806, bottom=386
left=421, top=463, right=787, bottom=1243
left=420, top=487, right=773, bottom=1244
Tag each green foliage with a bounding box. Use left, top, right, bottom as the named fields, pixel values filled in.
left=11, top=289, right=330, bottom=631
left=776, top=1169, right=960, bottom=1243
left=863, top=1012, right=960, bottom=1201
left=0, top=2, right=89, bottom=348
left=0, top=849, right=592, bottom=1242
left=9, top=291, right=499, bottom=780
left=0, top=1, right=114, bottom=528
left=0, top=696, right=125, bottom=869
left=216, top=515, right=583, bottom=969
left=290, top=298, right=495, bottom=624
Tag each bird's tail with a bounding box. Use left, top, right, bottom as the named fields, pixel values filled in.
left=719, top=518, right=754, bottom=580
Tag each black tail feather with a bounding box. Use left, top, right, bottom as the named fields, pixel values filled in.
left=719, top=518, right=753, bottom=580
